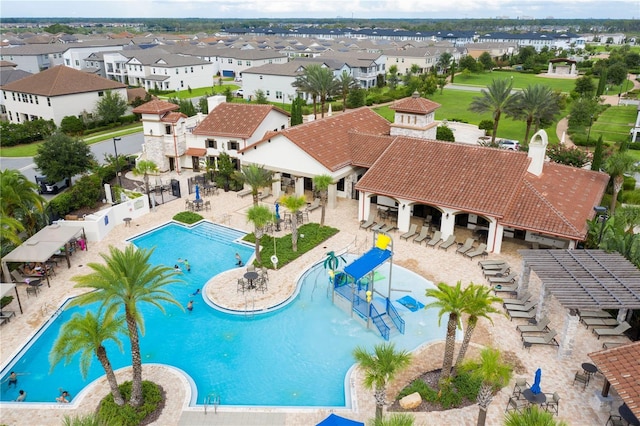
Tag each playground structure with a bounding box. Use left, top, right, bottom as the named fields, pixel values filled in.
left=330, top=231, right=405, bottom=340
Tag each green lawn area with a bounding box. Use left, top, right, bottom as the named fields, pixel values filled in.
left=0, top=123, right=143, bottom=158
left=161, top=84, right=240, bottom=99
left=590, top=105, right=637, bottom=146
left=453, top=71, right=577, bottom=93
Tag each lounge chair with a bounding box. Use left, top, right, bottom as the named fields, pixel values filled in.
left=522, top=330, right=558, bottom=347
left=479, top=259, right=507, bottom=267
left=481, top=262, right=509, bottom=272
left=592, top=321, right=631, bottom=339
left=517, top=316, right=551, bottom=334
left=400, top=224, right=418, bottom=240
left=438, top=235, right=457, bottom=250
left=508, top=309, right=537, bottom=321
left=426, top=231, right=442, bottom=247
left=464, top=243, right=487, bottom=259
left=504, top=301, right=537, bottom=312
left=456, top=238, right=475, bottom=255
left=581, top=318, right=619, bottom=328
left=237, top=188, right=252, bottom=198
left=493, top=283, right=518, bottom=294
left=602, top=342, right=625, bottom=349
left=484, top=265, right=511, bottom=277
left=488, top=272, right=518, bottom=284
left=258, top=190, right=271, bottom=201
left=10, top=269, right=41, bottom=284
left=370, top=222, right=385, bottom=232
left=307, top=198, right=321, bottom=212
left=578, top=310, right=612, bottom=319
left=502, top=292, right=531, bottom=305
left=360, top=212, right=377, bottom=230
left=379, top=223, right=396, bottom=233
left=413, top=227, right=430, bottom=244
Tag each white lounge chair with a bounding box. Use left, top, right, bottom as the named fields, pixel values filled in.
left=413, top=227, right=430, bottom=244
left=522, top=330, right=558, bottom=348
left=307, top=198, right=321, bottom=212
left=488, top=272, right=518, bottom=284
left=400, top=224, right=418, bottom=240
left=456, top=238, right=475, bottom=255
left=501, top=292, right=531, bottom=305
left=592, top=322, right=631, bottom=339
left=504, top=301, right=536, bottom=312
left=464, top=243, right=487, bottom=259
left=426, top=231, right=442, bottom=247
left=438, top=235, right=457, bottom=250
left=360, top=211, right=377, bottom=230
left=581, top=318, right=619, bottom=328
left=517, top=316, right=551, bottom=334
left=237, top=188, right=252, bottom=198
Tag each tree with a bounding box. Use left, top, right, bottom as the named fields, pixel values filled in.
left=504, top=405, right=568, bottom=426
left=353, top=343, right=412, bottom=421
left=575, top=75, right=597, bottom=98
left=596, top=212, right=640, bottom=268
left=596, top=70, right=607, bottom=97
left=469, top=79, right=518, bottom=144
left=338, top=70, right=359, bottom=111
left=132, top=160, right=159, bottom=200
left=450, top=60, right=456, bottom=83
left=437, top=52, right=452, bottom=74
left=547, top=145, right=590, bottom=168
left=437, top=77, right=447, bottom=94
left=290, top=97, right=304, bottom=126
left=246, top=204, right=273, bottom=265
left=50, top=309, right=126, bottom=406
left=34, top=132, right=95, bottom=187
left=215, top=152, right=235, bottom=191
left=419, top=74, right=438, bottom=96
left=512, top=85, right=561, bottom=146
left=454, top=285, right=502, bottom=367
left=279, top=194, right=307, bottom=252
left=424, top=281, right=468, bottom=381
left=313, top=174, right=333, bottom=226
left=347, top=87, right=366, bottom=109
left=478, top=120, right=494, bottom=136
left=95, top=90, right=127, bottom=124
left=568, top=97, right=598, bottom=128
left=168, top=97, right=196, bottom=117
left=387, top=65, right=399, bottom=89
left=436, top=125, right=455, bottom=142
left=298, top=64, right=340, bottom=118
left=71, top=245, right=183, bottom=407
left=466, top=348, right=512, bottom=426
left=60, top=115, right=85, bottom=135
left=197, top=96, right=209, bottom=114
left=459, top=55, right=479, bottom=73
left=233, top=164, right=277, bottom=206
left=477, top=52, right=495, bottom=71
left=0, top=169, right=46, bottom=238
left=607, top=62, right=628, bottom=86
left=254, top=89, right=269, bottom=104
left=591, top=136, right=604, bottom=171
left=605, top=152, right=637, bottom=214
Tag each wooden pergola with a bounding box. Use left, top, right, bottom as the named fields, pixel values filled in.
left=517, top=250, right=640, bottom=357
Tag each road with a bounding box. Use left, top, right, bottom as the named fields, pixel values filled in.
left=1, top=132, right=144, bottom=187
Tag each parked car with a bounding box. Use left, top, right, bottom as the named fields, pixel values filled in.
left=498, top=139, right=520, bottom=151
left=235, top=89, right=244, bottom=97
left=35, top=176, right=69, bottom=194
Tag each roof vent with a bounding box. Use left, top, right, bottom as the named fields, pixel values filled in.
left=412, top=91, right=420, bottom=98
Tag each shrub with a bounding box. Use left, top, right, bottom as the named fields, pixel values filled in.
left=97, top=381, right=163, bottom=426
left=118, top=114, right=139, bottom=125
left=629, top=143, right=640, bottom=151
left=438, top=380, right=462, bottom=409
left=173, top=211, right=203, bottom=224
left=60, top=116, right=85, bottom=135
left=397, top=379, right=438, bottom=401
left=436, top=125, right=455, bottom=142
left=0, top=296, right=14, bottom=309
left=49, top=192, right=74, bottom=216
left=452, top=371, right=482, bottom=401
left=621, top=189, right=640, bottom=204
left=623, top=176, right=637, bottom=191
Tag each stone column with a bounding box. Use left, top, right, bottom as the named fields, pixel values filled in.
left=294, top=177, right=304, bottom=197
left=558, top=309, right=580, bottom=358
left=570, top=63, right=576, bottom=75
left=396, top=200, right=412, bottom=233
left=617, top=309, right=629, bottom=323
left=536, top=281, right=550, bottom=323
left=327, top=184, right=337, bottom=209
left=517, top=263, right=530, bottom=298
left=439, top=208, right=456, bottom=239
left=548, top=62, right=553, bottom=74
left=272, top=173, right=282, bottom=199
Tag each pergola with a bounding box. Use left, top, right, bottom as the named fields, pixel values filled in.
left=517, top=250, right=640, bottom=357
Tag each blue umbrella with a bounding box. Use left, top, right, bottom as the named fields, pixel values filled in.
left=275, top=201, right=280, bottom=221
left=195, top=184, right=201, bottom=200
left=316, top=414, right=364, bottom=426
left=531, top=368, right=542, bottom=394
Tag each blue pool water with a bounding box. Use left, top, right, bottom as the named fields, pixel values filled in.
left=0, top=221, right=446, bottom=406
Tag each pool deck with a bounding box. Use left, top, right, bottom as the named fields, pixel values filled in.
left=0, top=171, right=631, bottom=425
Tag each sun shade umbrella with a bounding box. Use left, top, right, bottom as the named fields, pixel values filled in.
left=316, top=414, right=364, bottom=426
left=195, top=184, right=201, bottom=200
left=531, top=368, right=542, bottom=394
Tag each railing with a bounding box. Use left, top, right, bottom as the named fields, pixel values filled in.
left=352, top=293, right=368, bottom=319
left=386, top=298, right=405, bottom=335
left=370, top=304, right=390, bottom=341
left=204, top=392, right=220, bottom=414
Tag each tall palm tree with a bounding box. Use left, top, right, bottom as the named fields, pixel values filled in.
left=424, top=281, right=468, bottom=381
left=605, top=152, right=637, bottom=214
left=132, top=160, right=159, bottom=201
left=293, top=66, right=319, bottom=116
left=280, top=194, right=307, bottom=252
left=513, top=84, right=561, bottom=146
left=50, top=309, right=127, bottom=405
left=294, top=64, right=340, bottom=118
left=469, top=78, right=519, bottom=144
left=233, top=164, right=277, bottom=206
left=0, top=169, right=46, bottom=237
left=246, top=204, right=273, bottom=265
left=338, top=70, right=359, bottom=111
left=504, top=404, right=568, bottom=426
left=455, top=284, right=503, bottom=367
left=470, top=348, right=512, bottom=426
left=353, top=343, right=412, bottom=421
left=312, top=174, right=333, bottom=226
left=71, top=245, right=183, bottom=407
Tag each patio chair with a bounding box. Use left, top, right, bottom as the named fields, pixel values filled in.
left=493, top=283, right=518, bottom=294
left=438, top=235, right=457, bottom=250
left=502, top=291, right=532, bottom=305
left=544, top=392, right=560, bottom=415
left=360, top=212, right=376, bottom=230
left=517, top=316, right=551, bottom=335
left=578, top=310, right=612, bottom=319
left=258, top=190, right=271, bottom=201
left=483, top=265, right=510, bottom=277
left=400, top=223, right=418, bottom=240
left=413, top=227, right=430, bottom=244
left=504, top=301, right=537, bottom=312
left=512, top=377, right=529, bottom=397
left=237, top=188, right=252, bottom=198
left=237, top=278, right=247, bottom=293
left=426, top=231, right=442, bottom=247
left=379, top=223, right=396, bottom=233
left=370, top=222, right=385, bottom=232
left=456, top=238, right=475, bottom=255
left=606, top=413, right=627, bottom=426
left=307, top=198, right=321, bottom=212
left=522, top=330, right=558, bottom=347
left=580, top=317, right=619, bottom=328
left=572, top=371, right=589, bottom=390
left=256, top=277, right=268, bottom=293
left=508, top=309, right=537, bottom=321
left=488, top=272, right=518, bottom=285
left=246, top=264, right=256, bottom=273
left=592, top=321, right=631, bottom=339
left=505, top=395, right=528, bottom=413
left=204, top=200, right=211, bottom=211
left=464, top=243, right=487, bottom=259
left=479, top=259, right=507, bottom=267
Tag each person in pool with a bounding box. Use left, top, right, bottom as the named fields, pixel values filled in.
left=15, top=390, right=26, bottom=402
left=183, top=259, right=191, bottom=271
left=56, top=390, right=70, bottom=403
left=186, top=300, right=193, bottom=312
left=235, top=253, right=243, bottom=266
left=174, top=264, right=182, bottom=273
left=3, top=371, right=26, bottom=389
left=192, top=289, right=200, bottom=296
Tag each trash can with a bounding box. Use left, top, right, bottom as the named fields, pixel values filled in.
left=171, top=179, right=181, bottom=198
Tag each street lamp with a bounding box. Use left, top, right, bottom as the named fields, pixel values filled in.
left=113, top=137, right=122, bottom=188
left=593, top=206, right=609, bottom=247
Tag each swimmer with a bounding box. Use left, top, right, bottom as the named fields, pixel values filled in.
left=187, top=300, right=193, bottom=312
left=192, top=289, right=201, bottom=296
left=15, top=390, right=26, bottom=402
left=184, top=259, right=191, bottom=271
left=235, top=253, right=243, bottom=267
left=56, top=390, right=70, bottom=403
left=3, top=372, right=26, bottom=389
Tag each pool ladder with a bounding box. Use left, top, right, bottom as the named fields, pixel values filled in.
left=204, top=392, right=220, bottom=414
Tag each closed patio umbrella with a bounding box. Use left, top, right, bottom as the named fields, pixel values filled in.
left=531, top=368, right=542, bottom=394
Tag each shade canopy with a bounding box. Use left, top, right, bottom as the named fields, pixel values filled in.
left=0, top=282, right=23, bottom=314
left=2, top=224, right=82, bottom=264
left=316, top=414, right=364, bottom=426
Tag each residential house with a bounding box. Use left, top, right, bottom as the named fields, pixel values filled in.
left=0, top=62, right=31, bottom=115
left=188, top=46, right=288, bottom=78
left=0, top=44, right=67, bottom=73
left=2, top=65, right=127, bottom=125
left=382, top=46, right=462, bottom=75
left=465, top=42, right=518, bottom=60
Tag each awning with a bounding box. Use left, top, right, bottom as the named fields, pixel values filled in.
left=0, top=283, right=23, bottom=314
left=185, top=148, right=207, bottom=157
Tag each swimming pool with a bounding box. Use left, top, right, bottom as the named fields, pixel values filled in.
left=0, top=221, right=448, bottom=406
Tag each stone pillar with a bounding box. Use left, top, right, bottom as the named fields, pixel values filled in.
left=548, top=62, right=553, bottom=74
left=272, top=173, right=282, bottom=199
left=486, top=218, right=498, bottom=253
left=517, top=263, right=530, bottom=298
left=617, top=309, right=629, bottom=323
left=359, top=191, right=371, bottom=222
left=396, top=201, right=412, bottom=233
left=558, top=309, right=580, bottom=358
left=570, top=63, right=576, bottom=75
left=294, top=177, right=304, bottom=197
left=327, top=184, right=337, bottom=209
left=439, top=208, right=456, bottom=239
left=492, top=223, right=504, bottom=254
left=536, top=281, right=550, bottom=323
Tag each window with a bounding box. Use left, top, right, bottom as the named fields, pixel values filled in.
left=246, top=61, right=251, bottom=66
left=47, top=97, right=51, bottom=106
left=11, top=93, right=15, bottom=101
left=180, top=80, right=184, bottom=88
left=21, top=93, right=27, bottom=103
left=275, top=91, right=283, bottom=99
left=176, top=69, right=179, bottom=74
left=165, top=125, right=172, bottom=135
left=260, top=75, right=263, bottom=80
left=184, top=68, right=188, bottom=73
left=237, top=60, right=242, bottom=66
left=65, top=59, right=70, bottom=65
left=153, top=68, right=156, bottom=74
left=75, top=60, right=79, bottom=66
left=337, top=178, right=345, bottom=191
left=190, top=67, right=193, bottom=73
left=98, top=91, right=104, bottom=97
left=228, top=58, right=233, bottom=64
left=266, top=90, right=270, bottom=96
left=228, top=141, right=240, bottom=150
left=28, top=95, right=33, bottom=104
left=207, top=139, right=217, bottom=149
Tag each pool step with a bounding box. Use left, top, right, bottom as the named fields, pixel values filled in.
left=190, top=223, right=247, bottom=244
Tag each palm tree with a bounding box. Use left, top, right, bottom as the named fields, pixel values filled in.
left=455, top=284, right=503, bottom=368
left=71, top=245, right=183, bottom=407
left=504, top=405, right=568, bottom=426
left=246, top=204, right=273, bottom=265
left=293, top=66, right=319, bottom=116
left=279, top=194, right=307, bottom=252
left=605, top=152, right=637, bottom=214
left=469, top=348, right=512, bottom=426
left=338, top=70, right=359, bottom=110
left=0, top=169, right=46, bottom=237
left=469, top=79, right=519, bottom=144
left=353, top=343, right=412, bottom=421
left=513, top=85, right=561, bottom=146
left=233, top=164, right=277, bottom=206
left=50, top=309, right=126, bottom=405
left=132, top=160, right=159, bottom=201
left=294, top=64, right=340, bottom=118
left=312, top=174, right=333, bottom=226
left=424, top=281, right=468, bottom=381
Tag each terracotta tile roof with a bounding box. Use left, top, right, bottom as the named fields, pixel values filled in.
left=193, top=103, right=288, bottom=139
left=185, top=148, right=207, bottom=156
left=502, top=163, right=610, bottom=239
left=161, top=111, right=187, bottom=123
left=349, top=132, right=395, bottom=168
left=390, top=93, right=441, bottom=114
left=132, top=99, right=179, bottom=115
left=1, top=65, right=125, bottom=97
left=357, top=139, right=529, bottom=216
left=590, top=342, right=640, bottom=420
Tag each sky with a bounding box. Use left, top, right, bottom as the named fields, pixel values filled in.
left=1, top=0, right=638, bottom=20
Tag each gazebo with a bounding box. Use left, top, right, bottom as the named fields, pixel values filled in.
left=517, top=249, right=640, bottom=357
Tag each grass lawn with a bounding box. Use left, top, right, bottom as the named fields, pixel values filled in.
left=161, top=84, right=240, bottom=99
left=0, top=123, right=143, bottom=158
left=453, top=70, right=577, bottom=93
left=590, top=105, right=637, bottom=146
